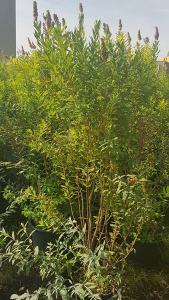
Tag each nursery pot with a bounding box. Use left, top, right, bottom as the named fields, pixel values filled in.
left=130, top=241, right=164, bottom=269
left=28, top=220, right=56, bottom=251
left=101, top=292, right=115, bottom=300
left=101, top=289, right=122, bottom=300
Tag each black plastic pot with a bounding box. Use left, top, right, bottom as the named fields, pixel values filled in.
left=130, top=241, right=164, bottom=269
left=101, top=293, right=114, bottom=300
left=28, top=221, right=56, bottom=251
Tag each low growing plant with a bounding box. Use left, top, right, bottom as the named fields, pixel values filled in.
left=0, top=220, right=121, bottom=299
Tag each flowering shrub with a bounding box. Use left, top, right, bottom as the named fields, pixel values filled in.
left=0, top=1, right=169, bottom=297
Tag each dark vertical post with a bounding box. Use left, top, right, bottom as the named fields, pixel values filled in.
left=0, top=0, right=16, bottom=57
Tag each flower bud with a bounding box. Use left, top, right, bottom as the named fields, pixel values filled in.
left=53, top=13, right=59, bottom=24
left=62, top=18, right=66, bottom=26
left=118, top=19, right=122, bottom=32
left=144, top=37, right=150, bottom=44
left=127, top=32, right=131, bottom=44
left=33, top=1, right=38, bottom=22
left=137, top=29, right=142, bottom=41
left=79, top=3, right=83, bottom=14
left=28, top=38, right=36, bottom=49
left=46, top=10, right=52, bottom=29
left=155, top=26, right=159, bottom=41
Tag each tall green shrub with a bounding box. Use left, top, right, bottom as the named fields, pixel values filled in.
left=0, top=2, right=169, bottom=298
left=0, top=3, right=168, bottom=243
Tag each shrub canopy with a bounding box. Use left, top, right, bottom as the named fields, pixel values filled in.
left=0, top=6, right=169, bottom=245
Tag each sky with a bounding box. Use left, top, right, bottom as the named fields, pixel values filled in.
left=16, top=0, right=169, bottom=57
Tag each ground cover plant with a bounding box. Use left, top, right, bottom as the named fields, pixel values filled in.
left=0, top=1, right=169, bottom=299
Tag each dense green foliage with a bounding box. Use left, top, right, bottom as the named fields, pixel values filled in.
left=0, top=2, right=169, bottom=299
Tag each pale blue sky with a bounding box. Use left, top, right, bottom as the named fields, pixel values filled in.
left=16, top=0, right=169, bottom=57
